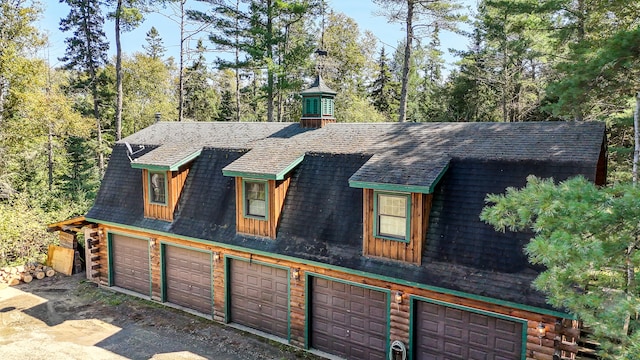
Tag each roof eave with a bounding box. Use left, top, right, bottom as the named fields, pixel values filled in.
left=131, top=149, right=203, bottom=172
left=222, top=154, right=305, bottom=181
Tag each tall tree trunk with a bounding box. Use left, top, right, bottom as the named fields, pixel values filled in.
left=0, top=76, right=6, bottom=128
left=633, top=91, right=639, bottom=184
left=266, top=0, right=274, bottom=122
left=573, top=0, right=585, bottom=122
left=115, top=0, right=123, bottom=140
left=234, top=0, right=241, bottom=122
left=48, top=123, right=53, bottom=191
left=398, top=0, right=414, bottom=123
left=93, top=84, right=104, bottom=177
left=82, top=11, right=104, bottom=176
left=178, top=0, right=186, bottom=122
left=623, top=240, right=637, bottom=335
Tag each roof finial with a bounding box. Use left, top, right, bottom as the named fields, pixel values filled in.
left=314, top=0, right=327, bottom=76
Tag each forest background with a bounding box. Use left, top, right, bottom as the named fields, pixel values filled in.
left=0, top=0, right=638, bottom=267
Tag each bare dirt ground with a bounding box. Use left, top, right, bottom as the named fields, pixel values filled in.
left=0, top=273, right=322, bottom=360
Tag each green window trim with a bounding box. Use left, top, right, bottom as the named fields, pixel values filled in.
left=243, top=179, right=268, bottom=220
left=373, top=191, right=411, bottom=243
left=148, top=170, right=168, bottom=206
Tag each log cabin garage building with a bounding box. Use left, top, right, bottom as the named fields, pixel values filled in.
left=73, top=77, right=607, bottom=360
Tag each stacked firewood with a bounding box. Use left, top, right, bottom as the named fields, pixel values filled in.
left=0, top=263, right=56, bottom=286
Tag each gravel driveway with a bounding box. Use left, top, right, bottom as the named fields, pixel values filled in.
left=0, top=273, right=321, bottom=360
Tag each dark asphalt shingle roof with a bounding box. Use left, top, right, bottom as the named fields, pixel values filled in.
left=132, top=144, right=202, bottom=169
left=119, top=121, right=604, bottom=182
left=349, top=154, right=451, bottom=191
left=87, top=120, right=607, bottom=311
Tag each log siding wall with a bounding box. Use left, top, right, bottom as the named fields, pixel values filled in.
left=95, top=223, right=572, bottom=360
left=142, top=165, right=190, bottom=222
left=235, top=176, right=291, bottom=239
left=362, top=189, right=432, bottom=265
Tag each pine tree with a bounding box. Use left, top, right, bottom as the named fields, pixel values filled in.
left=183, top=40, right=219, bottom=121
left=373, top=0, right=463, bottom=122
left=59, top=0, right=110, bottom=176
left=191, top=0, right=318, bottom=122
left=143, top=26, right=165, bottom=60
left=189, top=0, right=248, bottom=122
left=482, top=176, right=640, bottom=359
left=60, top=136, right=99, bottom=204
left=370, top=47, right=399, bottom=121
left=217, top=90, right=235, bottom=121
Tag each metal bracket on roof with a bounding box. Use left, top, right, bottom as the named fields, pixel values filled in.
left=124, top=142, right=145, bottom=163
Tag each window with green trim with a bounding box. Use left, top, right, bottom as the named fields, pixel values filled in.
left=244, top=180, right=267, bottom=218
left=375, top=192, right=410, bottom=241
left=149, top=171, right=167, bottom=205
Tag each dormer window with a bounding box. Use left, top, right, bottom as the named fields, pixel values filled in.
left=223, top=151, right=303, bottom=238
left=349, top=156, right=450, bottom=265
left=130, top=145, right=201, bottom=222
left=375, top=192, right=410, bottom=242
left=244, top=180, right=267, bottom=219
left=149, top=171, right=167, bottom=205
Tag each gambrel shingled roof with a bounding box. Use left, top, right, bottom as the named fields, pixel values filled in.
left=88, top=120, right=606, bottom=311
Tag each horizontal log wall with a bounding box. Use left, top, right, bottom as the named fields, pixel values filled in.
left=95, top=223, right=569, bottom=359
left=91, top=228, right=110, bottom=286
left=149, top=238, right=161, bottom=301
left=212, top=258, right=225, bottom=322
left=289, top=270, right=305, bottom=347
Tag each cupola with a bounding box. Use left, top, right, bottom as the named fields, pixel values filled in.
left=300, top=75, right=336, bottom=128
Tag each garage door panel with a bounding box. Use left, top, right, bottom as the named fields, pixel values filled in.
left=496, top=338, right=518, bottom=352
left=415, top=300, right=523, bottom=360
left=229, top=260, right=289, bottom=339
left=111, top=235, right=150, bottom=295
left=311, top=277, right=387, bottom=360
left=470, top=331, right=488, bottom=346
left=369, top=320, right=386, bottom=333
left=164, top=246, right=212, bottom=315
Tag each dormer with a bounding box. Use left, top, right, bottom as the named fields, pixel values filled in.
left=349, top=155, right=450, bottom=265
left=130, top=144, right=201, bottom=222
left=222, top=147, right=304, bottom=238
left=300, top=75, right=336, bottom=128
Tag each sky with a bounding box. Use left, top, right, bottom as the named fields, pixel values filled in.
left=38, top=0, right=473, bottom=71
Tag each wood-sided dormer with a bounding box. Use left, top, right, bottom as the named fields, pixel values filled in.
left=130, top=145, right=201, bottom=222
left=223, top=149, right=304, bottom=238
left=349, top=155, right=450, bottom=265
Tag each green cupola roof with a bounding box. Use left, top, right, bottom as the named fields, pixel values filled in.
left=301, top=75, right=336, bottom=96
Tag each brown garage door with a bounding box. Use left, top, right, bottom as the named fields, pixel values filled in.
left=164, top=245, right=212, bottom=315
left=111, top=234, right=150, bottom=295
left=310, top=277, right=387, bottom=360
left=229, top=259, right=289, bottom=338
left=415, top=300, right=523, bottom=360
